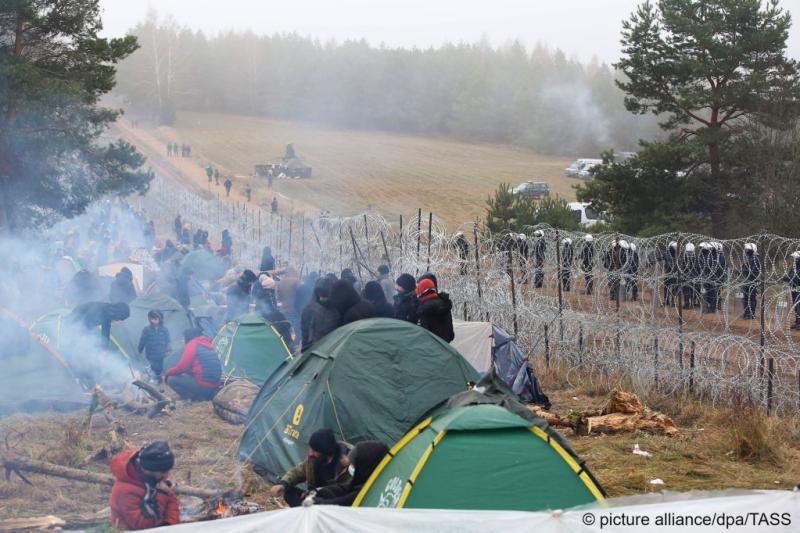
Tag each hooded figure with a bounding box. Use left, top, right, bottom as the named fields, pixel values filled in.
left=226, top=270, right=257, bottom=320
left=137, top=310, right=171, bottom=381
left=393, top=273, right=418, bottom=323
left=330, top=279, right=374, bottom=326
left=164, top=328, right=221, bottom=401
left=784, top=251, right=800, bottom=329
left=260, top=247, right=275, bottom=272
left=363, top=281, right=394, bottom=318
left=414, top=278, right=455, bottom=342
left=340, top=268, right=360, bottom=294
left=109, top=442, right=179, bottom=530
left=109, top=267, right=137, bottom=304
left=301, top=277, right=341, bottom=348
left=272, top=428, right=352, bottom=507
left=312, top=441, right=389, bottom=507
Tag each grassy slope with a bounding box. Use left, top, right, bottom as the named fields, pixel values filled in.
left=167, top=112, right=578, bottom=226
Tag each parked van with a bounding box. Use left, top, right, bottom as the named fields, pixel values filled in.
left=568, top=202, right=602, bottom=227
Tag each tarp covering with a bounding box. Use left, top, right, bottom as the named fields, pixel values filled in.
left=355, top=403, right=603, bottom=511
left=238, top=318, right=480, bottom=478
left=214, top=314, right=292, bottom=384
left=451, top=321, right=493, bottom=373
left=143, top=490, right=800, bottom=532
left=492, top=324, right=550, bottom=407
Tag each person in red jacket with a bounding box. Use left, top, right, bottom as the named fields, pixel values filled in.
left=109, top=441, right=180, bottom=530
left=164, top=328, right=222, bottom=401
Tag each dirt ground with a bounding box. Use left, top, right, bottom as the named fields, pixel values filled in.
left=114, top=112, right=577, bottom=227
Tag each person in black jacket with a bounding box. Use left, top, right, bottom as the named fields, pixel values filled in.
left=393, top=273, right=417, bottom=323
left=559, top=238, right=574, bottom=292
left=69, top=301, right=130, bottom=349
left=662, top=241, right=679, bottom=306
left=226, top=270, right=257, bottom=320
left=329, top=280, right=374, bottom=326
left=260, top=247, right=275, bottom=272
left=253, top=273, right=278, bottom=319
left=741, top=243, right=761, bottom=320
left=109, top=267, right=137, bottom=304
left=532, top=230, right=546, bottom=288
left=784, top=251, right=800, bottom=329
left=626, top=242, right=640, bottom=302
left=311, top=441, right=389, bottom=507
left=454, top=232, right=470, bottom=275
left=414, top=278, right=454, bottom=342
left=580, top=234, right=595, bottom=295
left=301, top=278, right=341, bottom=348
left=268, top=309, right=295, bottom=351
left=362, top=281, right=394, bottom=318
left=138, top=310, right=171, bottom=382
left=679, top=242, right=699, bottom=309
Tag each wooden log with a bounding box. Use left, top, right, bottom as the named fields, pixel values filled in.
left=133, top=380, right=174, bottom=408
left=1, top=454, right=221, bottom=499
left=0, top=515, right=65, bottom=530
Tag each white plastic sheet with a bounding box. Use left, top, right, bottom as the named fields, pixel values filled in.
left=451, top=320, right=493, bottom=373
left=150, top=490, right=799, bottom=532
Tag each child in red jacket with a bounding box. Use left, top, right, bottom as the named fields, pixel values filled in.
left=109, top=442, right=179, bottom=530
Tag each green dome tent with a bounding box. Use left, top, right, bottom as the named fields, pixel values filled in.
left=111, top=293, right=192, bottom=369
left=0, top=309, right=86, bottom=415
left=238, top=318, right=480, bottom=478
left=353, top=404, right=605, bottom=511
left=214, top=314, right=292, bottom=384
left=30, top=309, right=135, bottom=387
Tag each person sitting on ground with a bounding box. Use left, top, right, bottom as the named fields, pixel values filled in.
left=393, top=273, right=418, bottom=323
left=138, top=310, right=171, bottom=384
left=301, top=277, right=340, bottom=349
left=309, top=440, right=389, bottom=506
left=269, top=429, right=351, bottom=507
left=376, top=265, right=395, bottom=303
left=109, top=441, right=180, bottom=530
left=330, top=279, right=375, bottom=327
left=164, top=328, right=222, bottom=401
left=363, top=281, right=394, bottom=318
left=109, top=267, right=137, bottom=304
left=415, top=278, right=455, bottom=343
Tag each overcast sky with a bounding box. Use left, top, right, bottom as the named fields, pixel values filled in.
left=99, top=0, right=800, bottom=63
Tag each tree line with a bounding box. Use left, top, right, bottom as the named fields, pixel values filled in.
left=114, top=12, right=661, bottom=157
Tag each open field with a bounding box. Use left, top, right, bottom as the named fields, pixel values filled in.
left=136, top=112, right=577, bottom=227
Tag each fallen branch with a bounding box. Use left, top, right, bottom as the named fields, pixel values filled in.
left=132, top=380, right=174, bottom=406
left=1, top=454, right=222, bottom=499
left=0, top=515, right=65, bottom=531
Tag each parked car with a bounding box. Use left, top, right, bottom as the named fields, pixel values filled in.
left=564, top=158, right=602, bottom=177
left=577, top=162, right=601, bottom=180
left=512, top=181, right=550, bottom=199
left=568, top=202, right=602, bottom=227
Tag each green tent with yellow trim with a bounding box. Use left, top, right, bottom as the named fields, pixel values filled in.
left=354, top=403, right=605, bottom=511
left=214, top=314, right=292, bottom=384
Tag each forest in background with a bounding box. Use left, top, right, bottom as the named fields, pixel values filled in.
left=113, top=13, right=661, bottom=157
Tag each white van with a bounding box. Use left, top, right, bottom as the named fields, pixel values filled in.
left=568, top=202, right=602, bottom=227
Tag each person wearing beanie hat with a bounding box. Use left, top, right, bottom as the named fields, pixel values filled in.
left=417, top=272, right=438, bottom=289
left=137, top=310, right=171, bottom=383
left=415, top=278, right=455, bottom=343
left=270, top=428, right=351, bottom=507
left=363, top=281, right=394, bottom=318
left=109, top=441, right=180, bottom=530
left=253, top=273, right=278, bottom=318
left=393, top=273, right=418, bottom=323
left=301, top=277, right=341, bottom=349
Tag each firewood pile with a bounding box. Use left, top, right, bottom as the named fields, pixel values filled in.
left=530, top=389, right=679, bottom=437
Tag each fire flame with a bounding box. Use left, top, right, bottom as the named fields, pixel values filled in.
left=215, top=500, right=227, bottom=517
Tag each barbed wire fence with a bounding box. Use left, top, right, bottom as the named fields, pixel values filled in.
left=140, top=175, right=800, bottom=418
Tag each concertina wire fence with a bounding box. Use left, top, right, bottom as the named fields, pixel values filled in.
left=140, top=175, right=800, bottom=418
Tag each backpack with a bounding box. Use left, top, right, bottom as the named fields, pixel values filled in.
left=195, top=344, right=222, bottom=384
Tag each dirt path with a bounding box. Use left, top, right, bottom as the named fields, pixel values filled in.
left=114, top=119, right=317, bottom=216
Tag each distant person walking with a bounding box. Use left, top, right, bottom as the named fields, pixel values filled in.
left=214, top=167, right=220, bottom=186
left=166, top=142, right=173, bottom=157
left=267, top=169, right=274, bottom=189
left=224, top=178, right=232, bottom=197
left=205, top=165, right=213, bottom=188
left=271, top=197, right=278, bottom=214
left=245, top=184, right=252, bottom=202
